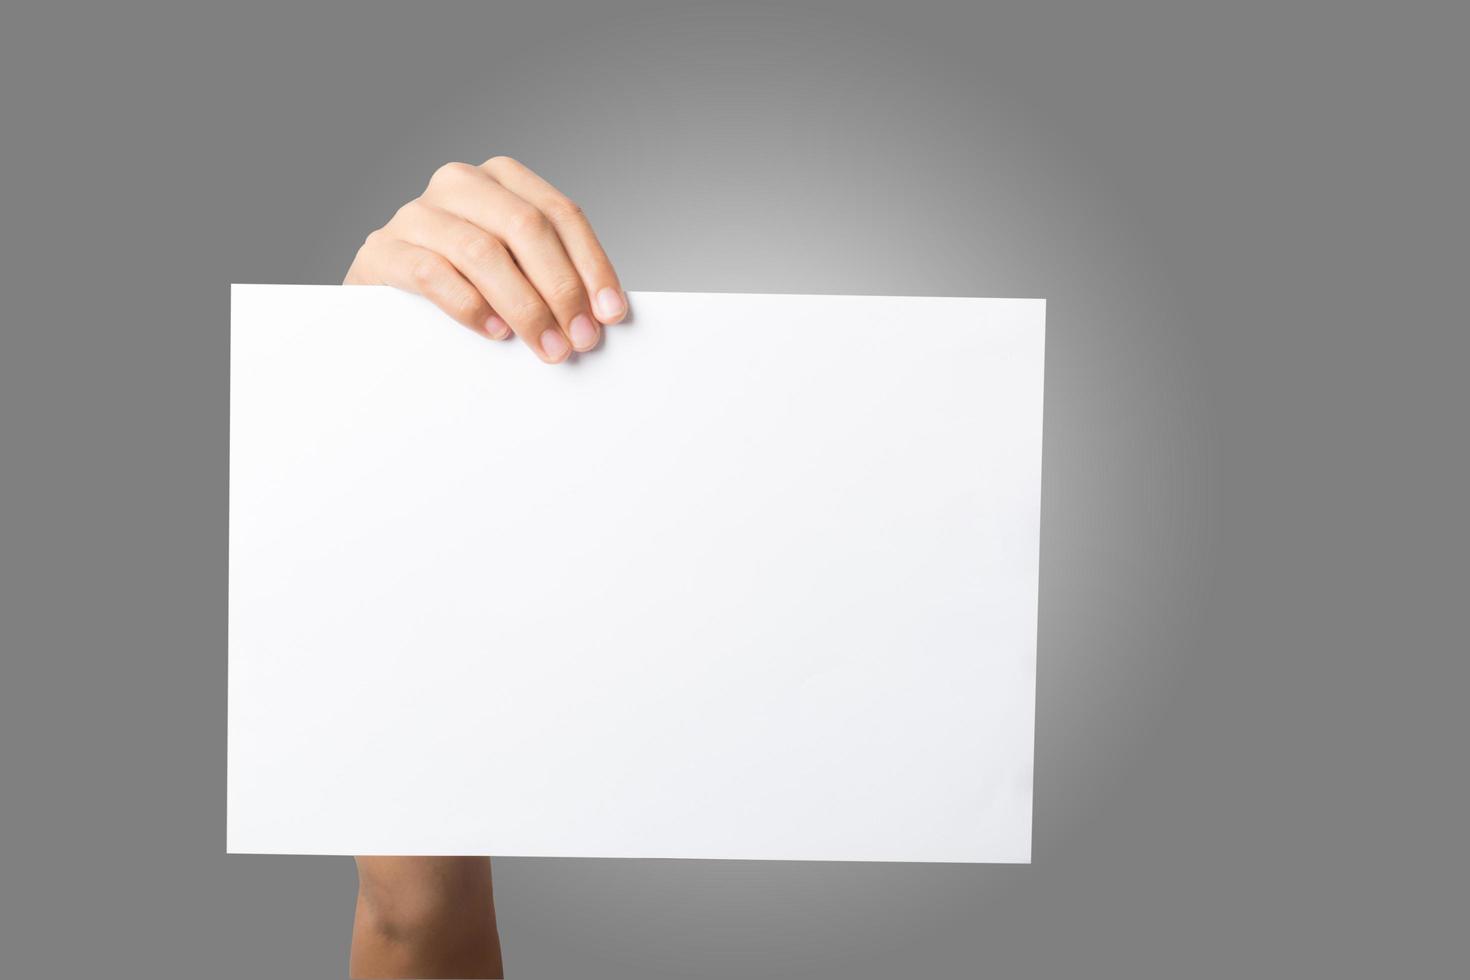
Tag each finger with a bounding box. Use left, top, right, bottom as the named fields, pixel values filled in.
left=362, top=235, right=501, bottom=339
left=390, top=202, right=571, bottom=363
left=424, top=163, right=600, bottom=353
left=483, top=156, right=627, bottom=324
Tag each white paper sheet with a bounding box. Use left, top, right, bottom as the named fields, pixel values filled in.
left=228, top=285, right=1044, bottom=862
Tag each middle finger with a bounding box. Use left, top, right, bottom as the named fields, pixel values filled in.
left=424, top=164, right=601, bottom=353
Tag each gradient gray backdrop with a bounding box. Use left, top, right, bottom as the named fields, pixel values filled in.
left=2, top=2, right=1466, bottom=977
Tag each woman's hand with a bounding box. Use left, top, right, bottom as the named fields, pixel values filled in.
left=345, top=156, right=626, bottom=364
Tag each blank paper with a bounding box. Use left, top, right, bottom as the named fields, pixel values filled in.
left=228, top=285, right=1045, bottom=862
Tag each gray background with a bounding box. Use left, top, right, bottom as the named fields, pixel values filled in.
left=1, top=1, right=1466, bottom=977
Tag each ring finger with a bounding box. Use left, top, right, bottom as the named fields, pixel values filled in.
left=391, top=201, right=572, bottom=363
left=424, top=164, right=601, bottom=353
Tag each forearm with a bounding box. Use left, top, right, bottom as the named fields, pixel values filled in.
left=350, top=856, right=503, bottom=979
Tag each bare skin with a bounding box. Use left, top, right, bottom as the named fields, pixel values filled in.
left=345, top=155, right=627, bottom=361
left=351, top=857, right=503, bottom=979
left=345, top=157, right=625, bottom=977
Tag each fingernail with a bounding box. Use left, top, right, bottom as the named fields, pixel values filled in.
left=540, top=329, right=570, bottom=362
left=568, top=313, right=600, bottom=351
left=486, top=313, right=512, bottom=340
left=595, top=287, right=626, bottom=322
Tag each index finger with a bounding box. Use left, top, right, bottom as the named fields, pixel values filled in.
left=482, top=156, right=627, bottom=324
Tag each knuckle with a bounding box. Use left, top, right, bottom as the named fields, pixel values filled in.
left=457, top=231, right=501, bottom=264
left=359, top=228, right=388, bottom=252
left=503, top=204, right=551, bottom=238
left=392, top=199, right=425, bottom=225
left=546, top=196, right=584, bottom=223
left=446, top=289, right=487, bottom=324
left=410, top=252, right=450, bottom=287
left=433, top=279, right=483, bottom=322
left=484, top=154, right=521, bottom=173
left=544, top=275, right=586, bottom=309
left=428, top=161, right=476, bottom=190
left=508, top=297, right=552, bottom=327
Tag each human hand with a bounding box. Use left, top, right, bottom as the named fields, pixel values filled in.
left=345, top=156, right=626, bottom=364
